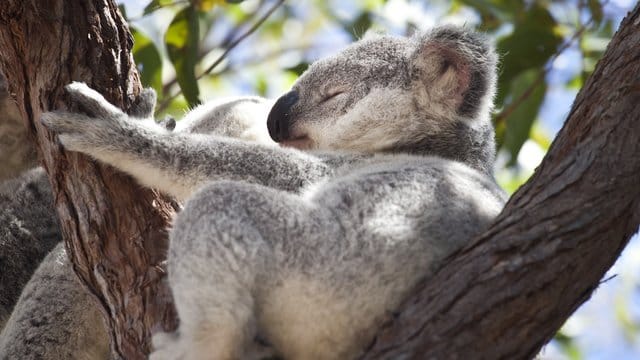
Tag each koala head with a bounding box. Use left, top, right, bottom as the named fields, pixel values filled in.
left=267, top=26, right=498, bottom=173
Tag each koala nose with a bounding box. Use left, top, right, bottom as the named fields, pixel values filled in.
left=267, top=90, right=299, bottom=142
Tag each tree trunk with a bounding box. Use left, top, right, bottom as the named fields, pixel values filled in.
left=362, top=4, right=640, bottom=359
left=1, top=1, right=639, bottom=360
left=0, top=2, right=178, bottom=359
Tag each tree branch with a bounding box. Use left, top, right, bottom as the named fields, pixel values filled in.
left=363, top=4, right=640, bottom=358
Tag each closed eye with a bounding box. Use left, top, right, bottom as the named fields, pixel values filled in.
left=320, top=90, right=345, bottom=103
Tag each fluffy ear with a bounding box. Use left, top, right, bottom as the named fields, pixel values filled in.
left=410, top=39, right=470, bottom=109
left=409, top=26, right=496, bottom=117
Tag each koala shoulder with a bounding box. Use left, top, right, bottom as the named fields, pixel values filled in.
left=177, top=96, right=275, bottom=144
left=0, top=168, right=60, bottom=327
left=0, top=243, right=110, bottom=360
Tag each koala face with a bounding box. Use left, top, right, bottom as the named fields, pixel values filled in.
left=267, top=26, right=497, bottom=170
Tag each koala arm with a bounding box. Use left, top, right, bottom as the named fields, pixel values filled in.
left=41, top=83, right=331, bottom=200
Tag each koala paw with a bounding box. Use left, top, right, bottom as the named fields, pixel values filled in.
left=40, top=111, right=110, bottom=153
left=40, top=83, right=130, bottom=154
left=65, top=82, right=125, bottom=118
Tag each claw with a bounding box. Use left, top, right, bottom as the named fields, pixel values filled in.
left=65, top=82, right=123, bottom=118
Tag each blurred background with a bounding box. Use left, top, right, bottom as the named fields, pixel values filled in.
left=117, top=0, right=639, bottom=358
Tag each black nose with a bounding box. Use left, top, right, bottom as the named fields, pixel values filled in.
left=267, top=90, right=299, bottom=142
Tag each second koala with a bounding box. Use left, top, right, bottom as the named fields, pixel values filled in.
left=43, top=25, right=506, bottom=359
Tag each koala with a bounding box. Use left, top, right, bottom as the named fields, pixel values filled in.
left=0, top=168, right=60, bottom=328
left=0, top=93, right=274, bottom=358
left=0, top=242, right=111, bottom=359
left=41, top=25, right=506, bottom=359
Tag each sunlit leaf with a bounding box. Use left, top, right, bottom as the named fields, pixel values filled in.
left=144, top=0, right=176, bottom=15
left=588, top=0, right=604, bottom=25
left=255, top=75, right=268, bottom=97
left=554, top=332, right=583, bottom=360
left=456, top=0, right=520, bottom=30
left=165, top=6, right=201, bottom=107
left=567, top=73, right=584, bottom=90
left=190, top=0, right=244, bottom=12
left=347, top=12, right=372, bottom=40
left=496, top=4, right=562, bottom=105
left=502, top=69, right=547, bottom=165
left=530, top=123, right=552, bottom=151
left=132, top=27, right=163, bottom=94
left=285, top=62, right=309, bottom=76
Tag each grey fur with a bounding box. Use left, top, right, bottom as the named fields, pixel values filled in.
left=0, top=82, right=168, bottom=331
left=0, top=71, right=63, bottom=332
left=39, top=25, right=506, bottom=359
left=0, top=93, right=275, bottom=358
left=0, top=243, right=110, bottom=360
left=0, top=168, right=59, bottom=328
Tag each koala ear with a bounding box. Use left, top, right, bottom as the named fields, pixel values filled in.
left=409, top=35, right=471, bottom=110
left=409, top=26, right=496, bottom=117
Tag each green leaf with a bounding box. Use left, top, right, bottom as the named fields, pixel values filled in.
left=344, top=12, right=372, bottom=40
left=132, top=27, right=163, bottom=94
left=588, top=0, right=603, bottom=25
left=192, top=0, right=225, bottom=11
left=496, top=4, right=562, bottom=105
left=502, top=69, right=547, bottom=166
left=285, top=62, right=309, bottom=76
left=144, top=0, right=176, bottom=15
left=554, top=331, right=583, bottom=360
left=455, top=0, right=519, bottom=30
left=165, top=6, right=201, bottom=107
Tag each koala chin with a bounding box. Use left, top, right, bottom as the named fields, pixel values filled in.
left=9, top=25, right=509, bottom=360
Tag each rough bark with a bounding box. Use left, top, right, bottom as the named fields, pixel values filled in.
left=1, top=1, right=639, bottom=360
left=362, top=5, right=640, bottom=359
left=0, top=2, right=178, bottom=359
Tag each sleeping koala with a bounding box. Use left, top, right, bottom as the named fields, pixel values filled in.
left=0, top=92, right=273, bottom=358
left=41, top=25, right=505, bottom=359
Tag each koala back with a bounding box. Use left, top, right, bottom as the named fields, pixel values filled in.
left=0, top=243, right=110, bottom=360
left=0, top=168, right=60, bottom=327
